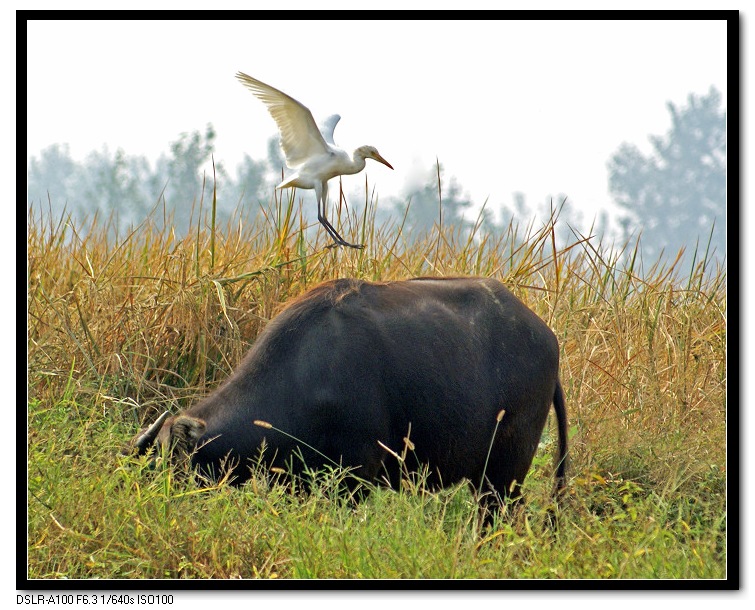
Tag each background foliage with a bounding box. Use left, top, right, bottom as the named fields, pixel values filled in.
left=28, top=89, right=726, bottom=268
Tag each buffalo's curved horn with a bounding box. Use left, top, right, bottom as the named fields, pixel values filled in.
left=133, top=410, right=171, bottom=454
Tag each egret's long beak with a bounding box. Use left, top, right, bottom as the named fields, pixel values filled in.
left=373, top=153, right=394, bottom=170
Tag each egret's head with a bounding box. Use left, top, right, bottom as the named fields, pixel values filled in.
left=358, top=146, right=394, bottom=170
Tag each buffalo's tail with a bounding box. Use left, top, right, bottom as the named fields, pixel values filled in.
left=553, top=378, right=568, bottom=497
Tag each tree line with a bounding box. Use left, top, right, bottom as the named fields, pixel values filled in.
left=28, top=87, right=725, bottom=267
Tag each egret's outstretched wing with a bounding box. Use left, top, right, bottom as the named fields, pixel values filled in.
left=319, top=114, right=341, bottom=145
left=236, top=72, right=328, bottom=168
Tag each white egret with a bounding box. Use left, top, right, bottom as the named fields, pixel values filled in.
left=236, top=72, right=394, bottom=248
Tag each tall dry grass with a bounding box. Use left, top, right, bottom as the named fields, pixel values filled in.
left=26, top=184, right=727, bottom=579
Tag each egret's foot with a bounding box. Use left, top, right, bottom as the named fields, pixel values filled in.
left=326, top=240, right=365, bottom=250
left=317, top=214, right=365, bottom=249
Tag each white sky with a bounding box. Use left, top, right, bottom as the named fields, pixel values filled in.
left=26, top=18, right=727, bottom=228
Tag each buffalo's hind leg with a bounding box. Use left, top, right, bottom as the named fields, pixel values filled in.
left=475, top=476, right=525, bottom=528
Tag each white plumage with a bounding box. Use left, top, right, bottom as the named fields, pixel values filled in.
left=236, top=72, right=393, bottom=248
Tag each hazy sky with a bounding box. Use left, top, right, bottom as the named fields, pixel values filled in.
left=26, top=18, right=727, bottom=228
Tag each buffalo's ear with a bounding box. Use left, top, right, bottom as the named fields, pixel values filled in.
left=168, top=415, right=207, bottom=456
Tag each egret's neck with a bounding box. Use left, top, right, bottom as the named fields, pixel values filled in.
left=346, top=150, right=368, bottom=175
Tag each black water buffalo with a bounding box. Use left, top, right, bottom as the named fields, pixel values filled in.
left=131, top=276, right=568, bottom=510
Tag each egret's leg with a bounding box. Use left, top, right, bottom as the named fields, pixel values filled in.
left=315, top=182, right=364, bottom=249
left=315, top=182, right=343, bottom=244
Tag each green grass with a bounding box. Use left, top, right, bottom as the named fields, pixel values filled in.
left=26, top=186, right=727, bottom=580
